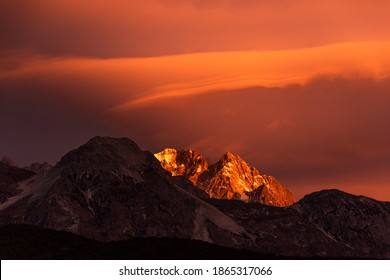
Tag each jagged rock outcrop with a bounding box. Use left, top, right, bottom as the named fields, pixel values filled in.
left=246, top=176, right=296, bottom=206
left=24, top=162, right=53, bottom=173
left=197, top=152, right=260, bottom=199
left=155, top=148, right=208, bottom=185
left=155, top=150, right=295, bottom=207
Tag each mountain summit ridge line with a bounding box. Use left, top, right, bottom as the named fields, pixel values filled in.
left=155, top=148, right=295, bottom=206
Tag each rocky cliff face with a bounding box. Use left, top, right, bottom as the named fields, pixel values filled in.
left=246, top=176, right=296, bottom=206
left=155, top=148, right=208, bottom=185
left=155, top=149, right=295, bottom=207
left=197, top=152, right=261, bottom=199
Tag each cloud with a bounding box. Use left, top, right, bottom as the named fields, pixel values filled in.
left=1, top=0, right=390, bottom=57
left=108, top=41, right=390, bottom=108
left=1, top=42, right=390, bottom=201
left=110, top=75, right=390, bottom=200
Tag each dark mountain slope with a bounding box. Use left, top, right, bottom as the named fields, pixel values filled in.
left=0, top=137, right=251, bottom=246
left=293, top=189, right=390, bottom=258
left=0, top=161, right=36, bottom=203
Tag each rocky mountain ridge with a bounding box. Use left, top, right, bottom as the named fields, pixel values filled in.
left=0, top=136, right=389, bottom=259
left=155, top=148, right=208, bottom=185
left=155, top=148, right=295, bottom=207
left=24, top=162, right=53, bottom=173
left=1, top=156, right=18, bottom=167
left=0, top=137, right=251, bottom=244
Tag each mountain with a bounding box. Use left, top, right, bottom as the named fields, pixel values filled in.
left=1, top=155, right=17, bottom=167
left=0, top=156, right=51, bottom=204
left=211, top=190, right=390, bottom=259
left=24, top=162, right=53, bottom=173
left=0, top=136, right=251, bottom=246
left=155, top=148, right=208, bottom=185
left=293, top=190, right=390, bottom=258
left=0, top=136, right=389, bottom=259
left=0, top=160, right=36, bottom=204
left=155, top=149, right=295, bottom=207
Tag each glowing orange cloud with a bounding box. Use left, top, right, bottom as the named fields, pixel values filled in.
left=2, top=42, right=390, bottom=202
left=2, top=41, right=390, bottom=112
left=110, top=41, right=390, bottom=108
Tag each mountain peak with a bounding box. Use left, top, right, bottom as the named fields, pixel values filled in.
left=24, top=162, right=53, bottom=173
left=1, top=156, right=17, bottom=167
left=57, top=136, right=150, bottom=172
left=85, top=136, right=140, bottom=150
left=156, top=148, right=296, bottom=206
left=220, top=151, right=240, bottom=163
left=155, top=148, right=208, bottom=185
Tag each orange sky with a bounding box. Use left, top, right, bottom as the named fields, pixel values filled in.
left=2, top=0, right=390, bottom=57
left=1, top=0, right=390, bottom=201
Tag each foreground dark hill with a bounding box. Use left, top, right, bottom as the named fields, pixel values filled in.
left=0, top=136, right=389, bottom=259
left=0, top=224, right=276, bottom=260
